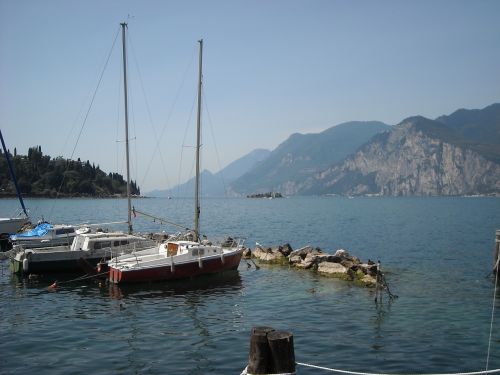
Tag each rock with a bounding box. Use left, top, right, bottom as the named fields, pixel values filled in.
left=318, top=262, right=349, bottom=277
left=340, top=259, right=355, bottom=269
left=327, top=255, right=342, bottom=263
left=252, top=246, right=287, bottom=264
left=295, top=260, right=315, bottom=269
left=242, top=248, right=252, bottom=259
left=288, top=246, right=321, bottom=259
left=289, top=255, right=302, bottom=265
left=359, top=263, right=378, bottom=276
left=254, top=242, right=384, bottom=289
left=334, top=249, right=350, bottom=258
left=278, top=243, right=293, bottom=257
left=360, top=274, right=377, bottom=287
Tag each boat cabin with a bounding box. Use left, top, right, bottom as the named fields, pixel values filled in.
left=70, top=232, right=149, bottom=252
left=159, top=240, right=222, bottom=257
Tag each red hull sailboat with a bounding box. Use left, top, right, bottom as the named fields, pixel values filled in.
left=107, top=34, right=244, bottom=284
left=109, top=240, right=244, bottom=284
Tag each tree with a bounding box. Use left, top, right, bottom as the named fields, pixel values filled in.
left=0, top=146, right=139, bottom=197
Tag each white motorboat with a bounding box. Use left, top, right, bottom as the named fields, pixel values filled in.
left=10, top=231, right=156, bottom=274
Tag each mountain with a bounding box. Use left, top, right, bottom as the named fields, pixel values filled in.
left=216, top=148, right=271, bottom=182
left=301, top=114, right=500, bottom=196
left=228, top=121, right=391, bottom=195
left=149, top=103, right=500, bottom=197
left=435, top=103, right=500, bottom=163
left=147, top=148, right=271, bottom=197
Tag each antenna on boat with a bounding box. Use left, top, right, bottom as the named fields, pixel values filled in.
left=121, top=22, right=133, bottom=234
left=194, top=39, right=203, bottom=242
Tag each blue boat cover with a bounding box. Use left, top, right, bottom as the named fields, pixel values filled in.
left=10, top=223, right=53, bottom=240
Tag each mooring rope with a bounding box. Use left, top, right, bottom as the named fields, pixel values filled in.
left=240, top=363, right=500, bottom=375
left=48, top=271, right=108, bottom=288
left=486, top=250, right=500, bottom=370
left=240, top=366, right=295, bottom=375
left=295, top=362, right=500, bottom=375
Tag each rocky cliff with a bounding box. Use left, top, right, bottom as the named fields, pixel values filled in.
left=229, top=121, right=390, bottom=196
left=302, top=116, right=500, bottom=196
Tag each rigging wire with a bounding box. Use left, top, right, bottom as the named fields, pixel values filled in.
left=141, top=45, right=198, bottom=195
left=49, top=26, right=120, bottom=219
left=127, top=32, right=171, bottom=192
left=202, top=87, right=228, bottom=197
left=175, top=93, right=198, bottom=200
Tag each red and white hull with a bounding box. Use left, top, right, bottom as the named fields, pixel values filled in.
left=109, top=247, right=243, bottom=284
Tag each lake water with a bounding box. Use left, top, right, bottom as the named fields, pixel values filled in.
left=1, top=196, right=500, bottom=374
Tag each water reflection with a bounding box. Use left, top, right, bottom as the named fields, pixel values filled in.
left=103, top=271, right=244, bottom=374
left=106, top=271, right=243, bottom=300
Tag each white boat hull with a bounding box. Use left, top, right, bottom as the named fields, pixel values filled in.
left=0, top=217, right=29, bottom=235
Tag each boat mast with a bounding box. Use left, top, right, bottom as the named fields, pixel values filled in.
left=0, top=129, right=28, bottom=217
left=121, top=22, right=133, bottom=234
left=194, top=39, right=203, bottom=242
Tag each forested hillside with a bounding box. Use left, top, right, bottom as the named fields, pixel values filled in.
left=0, top=146, right=139, bottom=197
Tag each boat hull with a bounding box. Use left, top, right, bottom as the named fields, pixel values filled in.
left=109, top=249, right=243, bottom=284
left=13, top=236, right=75, bottom=249
left=10, top=251, right=110, bottom=275
left=0, top=217, right=29, bottom=235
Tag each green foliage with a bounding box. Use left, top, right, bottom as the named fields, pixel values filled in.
left=0, top=146, right=140, bottom=197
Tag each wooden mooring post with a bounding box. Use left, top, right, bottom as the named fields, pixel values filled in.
left=495, top=230, right=500, bottom=275
left=247, top=326, right=295, bottom=374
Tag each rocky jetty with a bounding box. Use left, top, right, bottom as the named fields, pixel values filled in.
left=247, top=244, right=379, bottom=287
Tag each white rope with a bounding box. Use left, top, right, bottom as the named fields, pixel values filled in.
left=295, top=362, right=500, bottom=375
left=240, top=363, right=500, bottom=375
left=240, top=365, right=295, bottom=375
left=486, top=248, right=500, bottom=370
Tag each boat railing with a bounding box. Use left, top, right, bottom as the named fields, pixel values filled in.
left=102, top=239, right=156, bottom=260
left=216, top=236, right=246, bottom=248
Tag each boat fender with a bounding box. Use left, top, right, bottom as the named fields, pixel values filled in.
left=220, top=252, right=225, bottom=264
left=22, top=257, right=29, bottom=273
left=198, top=257, right=203, bottom=269
left=170, top=256, right=175, bottom=273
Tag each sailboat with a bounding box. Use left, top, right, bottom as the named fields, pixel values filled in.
left=0, top=129, right=30, bottom=236
left=107, top=39, right=245, bottom=284
left=9, top=23, right=155, bottom=274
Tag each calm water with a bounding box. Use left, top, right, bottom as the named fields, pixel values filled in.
left=1, top=196, right=500, bottom=374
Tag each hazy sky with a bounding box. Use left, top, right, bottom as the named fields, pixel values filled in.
left=1, top=0, right=499, bottom=192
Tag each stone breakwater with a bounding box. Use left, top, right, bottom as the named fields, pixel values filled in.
left=244, top=244, right=379, bottom=287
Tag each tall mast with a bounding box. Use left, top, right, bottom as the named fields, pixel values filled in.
left=194, top=39, right=203, bottom=242
left=121, top=22, right=132, bottom=234
left=0, top=129, right=28, bottom=217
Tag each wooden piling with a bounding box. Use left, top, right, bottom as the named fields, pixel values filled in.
left=247, top=327, right=295, bottom=374
left=268, top=330, right=295, bottom=374
left=247, top=326, right=275, bottom=374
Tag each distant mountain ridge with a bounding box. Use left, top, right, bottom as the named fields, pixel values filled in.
left=300, top=106, right=500, bottom=196
left=149, top=103, right=500, bottom=197
left=228, top=121, right=390, bottom=195
left=147, top=148, right=271, bottom=197
left=435, top=103, right=500, bottom=164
